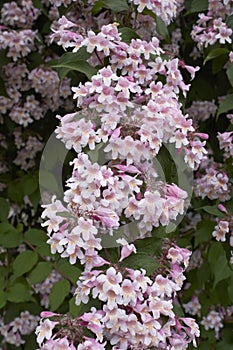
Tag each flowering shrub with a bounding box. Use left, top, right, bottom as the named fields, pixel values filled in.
left=1, top=0, right=233, bottom=349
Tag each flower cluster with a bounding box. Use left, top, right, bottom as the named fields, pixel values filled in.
left=32, top=270, right=62, bottom=308
left=0, top=311, right=39, bottom=347
left=211, top=205, right=233, bottom=250
left=1, top=61, right=72, bottom=127
left=201, top=310, right=224, bottom=339
left=129, top=0, right=184, bottom=25
left=0, top=61, right=72, bottom=172
left=0, top=0, right=75, bottom=184
left=53, top=18, right=207, bottom=170
left=1, top=0, right=40, bottom=28
left=218, top=131, right=233, bottom=161
left=186, top=100, right=217, bottom=122
left=36, top=244, right=199, bottom=349
left=13, top=135, right=44, bottom=171
left=183, top=296, right=201, bottom=317
left=194, top=165, right=231, bottom=201
left=191, top=0, right=233, bottom=49
left=42, top=0, right=77, bottom=7
left=1, top=0, right=233, bottom=348
left=183, top=298, right=233, bottom=341
left=0, top=28, right=37, bottom=61
left=37, top=3, right=207, bottom=347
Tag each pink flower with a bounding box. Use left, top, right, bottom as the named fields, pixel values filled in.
left=116, top=238, right=136, bottom=261
left=35, top=319, right=57, bottom=346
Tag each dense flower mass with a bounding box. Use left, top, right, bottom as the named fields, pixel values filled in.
left=35, top=1, right=207, bottom=348
left=1, top=0, right=233, bottom=349
left=36, top=244, right=200, bottom=349
left=53, top=18, right=207, bottom=171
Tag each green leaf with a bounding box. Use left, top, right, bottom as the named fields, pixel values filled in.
left=135, top=237, right=162, bottom=255
left=32, top=0, right=43, bottom=9
left=54, top=67, right=71, bottom=81
left=119, top=27, right=140, bottom=44
left=0, top=49, right=11, bottom=68
left=0, top=223, right=23, bottom=248
left=47, top=48, right=93, bottom=79
left=47, top=48, right=97, bottom=80
left=36, top=243, right=54, bottom=257
left=0, top=197, right=10, bottom=221
left=198, top=205, right=224, bottom=217
left=121, top=253, right=159, bottom=275
left=7, top=180, right=25, bottom=204
left=28, top=262, right=53, bottom=285
left=217, top=94, right=233, bottom=117
left=27, top=51, right=44, bottom=70
left=227, top=277, right=233, bottom=303
left=194, top=220, right=216, bottom=248
left=186, top=0, right=208, bottom=14
left=0, top=267, right=6, bottom=290
left=29, top=189, right=41, bottom=212
left=92, top=0, right=106, bottom=15
left=215, top=279, right=230, bottom=305
left=24, top=333, right=38, bottom=350
left=0, top=290, right=7, bottom=309
left=204, top=48, right=229, bottom=65
left=13, top=251, right=38, bottom=278
left=196, top=261, right=211, bottom=288
left=155, top=17, right=169, bottom=40
left=194, top=343, right=212, bottom=350
left=55, top=259, right=81, bottom=284
left=208, top=241, right=225, bottom=265
left=69, top=296, right=83, bottom=317
left=227, top=14, right=233, bottom=30
left=0, top=75, right=8, bottom=97
left=216, top=342, right=233, bottom=350
left=48, top=47, right=90, bottom=65
left=103, top=0, right=129, bottom=12
left=220, top=327, right=233, bottom=345
left=227, top=63, right=233, bottom=87
left=7, top=283, right=33, bottom=303
left=24, top=228, right=47, bottom=246
left=212, top=53, right=229, bottom=74
left=39, top=169, right=60, bottom=193
left=208, top=243, right=232, bottom=288
left=52, top=60, right=97, bottom=80
left=212, top=255, right=232, bottom=288
left=173, top=303, right=185, bottom=317
left=21, top=174, right=38, bottom=196
left=87, top=142, right=106, bottom=164
left=49, top=279, right=71, bottom=311
left=225, top=199, right=233, bottom=216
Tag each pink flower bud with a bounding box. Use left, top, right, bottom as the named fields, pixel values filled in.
left=218, top=204, right=228, bottom=214
left=194, top=132, right=209, bottom=140
left=230, top=235, right=233, bottom=247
